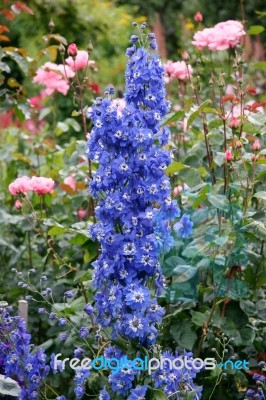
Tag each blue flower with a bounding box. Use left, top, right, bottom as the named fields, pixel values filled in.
left=128, top=385, right=148, bottom=400
left=174, top=214, right=193, bottom=238
left=99, top=387, right=110, bottom=400
left=0, top=306, right=62, bottom=399
left=79, top=326, right=89, bottom=339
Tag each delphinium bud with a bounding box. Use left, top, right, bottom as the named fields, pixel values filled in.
left=64, top=290, right=74, bottom=299
left=83, top=303, right=93, bottom=315
left=140, top=21, right=146, bottom=30
left=130, top=35, right=139, bottom=43
left=149, top=39, right=158, bottom=50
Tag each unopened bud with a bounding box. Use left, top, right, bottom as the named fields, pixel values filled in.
left=229, top=117, right=239, bottom=129
left=218, top=74, right=225, bottom=88
left=15, top=199, right=22, bottom=210
left=252, top=139, right=261, bottom=151
left=194, top=11, right=203, bottom=22
left=87, top=41, right=93, bottom=53
left=67, top=43, right=78, bottom=58
left=252, top=154, right=259, bottom=162
left=182, top=51, right=189, bottom=61
left=49, top=19, right=55, bottom=30
left=58, top=43, right=65, bottom=55
left=225, top=149, right=233, bottom=161
left=235, top=140, right=242, bottom=149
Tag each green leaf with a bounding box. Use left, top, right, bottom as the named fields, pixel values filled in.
left=166, top=161, right=185, bottom=175
left=172, top=265, right=198, bottom=282
left=248, top=113, right=266, bottom=126
left=0, top=61, right=11, bottom=73
left=191, top=310, right=209, bottom=327
left=187, top=99, right=211, bottom=128
left=0, top=374, right=21, bottom=396
left=252, top=61, right=266, bottom=70
left=170, top=320, right=197, bottom=350
left=162, top=110, right=185, bottom=125
left=248, top=25, right=265, bottom=35
left=163, top=256, right=186, bottom=276
left=69, top=233, right=88, bottom=245
left=5, top=50, right=28, bottom=74
left=146, top=388, right=168, bottom=400
left=184, top=388, right=203, bottom=400
left=253, top=191, right=266, bottom=201
left=48, top=226, right=67, bottom=236
left=207, top=194, right=230, bottom=211
left=179, top=167, right=201, bottom=187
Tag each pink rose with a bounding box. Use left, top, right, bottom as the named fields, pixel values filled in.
left=65, top=50, right=89, bottom=71
left=164, top=60, right=193, bottom=82
left=33, top=62, right=75, bottom=96
left=194, top=11, right=203, bottom=23
left=192, top=20, right=245, bottom=51
left=67, top=43, right=78, bottom=57
left=9, top=176, right=32, bottom=195
left=64, top=175, right=77, bottom=191
left=31, top=176, right=55, bottom=195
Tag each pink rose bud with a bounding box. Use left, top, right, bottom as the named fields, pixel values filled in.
left=225, top=149, right=233, bottom=161
left=15, top=200, right=22, bottom=210
left=77, top=208, right=87, bottom=220
left=229, top=117, right=239, bottom=129
left=173, top=185, right=183, bottom=197
left=252, top=139, right=261, bottom=151
left=194, top=11, right=203, bottom=23
left=235, top=140, right=243, bottom=149
left=67, top=43, right=78, bottom=58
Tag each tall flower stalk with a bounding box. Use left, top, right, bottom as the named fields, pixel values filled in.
left=86, top=26, right=199, bottom=399
left=87, top=29, right=179, bottom=344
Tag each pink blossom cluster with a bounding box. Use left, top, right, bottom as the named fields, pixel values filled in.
left=164, top=60, right=193, bottom=83
left=192, top=20, right=245, bottom=51
left=9, top=176, right=55, bottom=195
left=33, top=49, right=95, bottom=96
left=33, top=62, right=75, bottom=96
